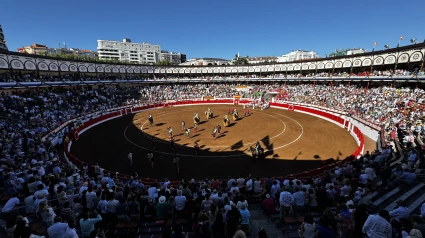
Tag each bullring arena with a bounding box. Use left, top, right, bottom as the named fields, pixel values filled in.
left=69, top=100, right=372, bottom=180
left=1, top=38, right=425, bottom=238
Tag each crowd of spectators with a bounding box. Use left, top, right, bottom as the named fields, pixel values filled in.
left=1, top=68, right=424, bottom=83
left=1, top=81, right=425, bottom=237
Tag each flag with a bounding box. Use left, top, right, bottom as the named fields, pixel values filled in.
left=374, top=42, right=378, bottom=46
left=336, top=49, right=339, bottom=53
left=400, top=36, right=404, bottom=41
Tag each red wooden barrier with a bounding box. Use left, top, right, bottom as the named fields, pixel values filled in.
left=63, top=100, right=365, bottom=184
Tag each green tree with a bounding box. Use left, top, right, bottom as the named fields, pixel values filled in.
left=232, top=54, right=249, bottom=65
left=154, top=60, right=174, bottom=65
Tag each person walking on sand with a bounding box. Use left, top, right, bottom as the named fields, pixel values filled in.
left=212, top=127, right=218, bottom=140
left=193, top=123, right=198, bottom=133
left=185, top=128, right=191, bottom=138
left=168, top=127, right=173, bottom=138
left=181, top=121, right=185, bottom=131
left=216, top=124, right=221, bottom=135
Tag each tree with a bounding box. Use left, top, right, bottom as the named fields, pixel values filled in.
left=232, top=54, right=249, bottom=65
left=154, top=60, right=174, bottom=65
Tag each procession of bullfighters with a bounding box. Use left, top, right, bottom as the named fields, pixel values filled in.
left=146, top=103, right=265, bottom=160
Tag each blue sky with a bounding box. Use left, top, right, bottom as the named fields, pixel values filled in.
left=1, top=0, right=424, bottom=60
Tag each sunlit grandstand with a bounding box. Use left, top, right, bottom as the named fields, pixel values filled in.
left=1, top=40, right=425, bottom=238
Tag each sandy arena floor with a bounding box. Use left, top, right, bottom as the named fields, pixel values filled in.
left=71, top=105, right=358, bottom=180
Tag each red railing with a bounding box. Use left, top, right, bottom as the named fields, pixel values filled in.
left=63, top=100, right=365, bottom=185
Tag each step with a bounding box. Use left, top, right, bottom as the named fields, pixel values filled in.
left=372, top=187, right=402, bottom=206
left=407, top=193, right=425, bottom=214
left=385, top=183, right=425, bottom=211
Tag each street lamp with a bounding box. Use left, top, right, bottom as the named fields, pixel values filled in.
left=411, top=39, right=418, bottom=44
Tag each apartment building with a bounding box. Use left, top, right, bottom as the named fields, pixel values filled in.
left=97, top=38, right=161, bottom=64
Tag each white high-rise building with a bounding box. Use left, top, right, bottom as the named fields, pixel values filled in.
left=97, top=38, right=161, bottom=64
left=277, top=50, right=318, bottom=63
left=0, top=25, right=8, bottom=51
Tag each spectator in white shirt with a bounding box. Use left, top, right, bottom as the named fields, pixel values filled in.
left=292, top=188, right=305, bottom=207
left=79, top=182, right=88, bottom=197
left=97, top=195, right=109, bottom=216
left=47, top=216, right=69, bottom=238
left=237, top=175, right=245, bottom=190
left=279, top=188, right=294, bottom=220
left=107, top=197, right=119, bottom=213
left=389, top=200, right=409, bottom=222
left=340, top=181, right=352, bottom=197
left=359, top=170, right=369, bottom=186
left=85, top=187, right=96, bottom=209
left=389, top=200, right=410, bottom=232
left=253, top=177, right=262, bottom=194
left=24, top=194, right=35, bottom=214
left=245, top=177, right=253, bottom=196
left=365, top=165, right=377, bottom=181
left=230, top=182, right=240, bottom=194
left=270, top=181, right=279, bottom=197
left=52, top=164, right=62, bottom=175
left=63, top=223, right=79, bottom=238
left=362, top=210, right=392, bottom=238
left=2, top=193, right=20, bottom=213
left=38, top=201, right=56, bottom=227
left=147, top=183, right=158, bottom=201
left=34, top=184, right=49, bottom=199
left=174, top=190, right=186, bottom=217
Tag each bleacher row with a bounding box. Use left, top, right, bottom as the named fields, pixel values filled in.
left=2, top=128, right=423, bottom=238
left=2, top=86, right=424, bottom=237
left=263, top=138, right=425, bottom=237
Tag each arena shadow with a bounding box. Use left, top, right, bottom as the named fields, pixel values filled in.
left=70, top=114, right=322, bottom=180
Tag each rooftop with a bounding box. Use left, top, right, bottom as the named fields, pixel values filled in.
left=98, top=39, right=160, bottom=46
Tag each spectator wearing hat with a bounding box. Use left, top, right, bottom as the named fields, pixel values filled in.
left=407, top=229, right=423, bottom=238
left=157, top=196, right=169, bottom=220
